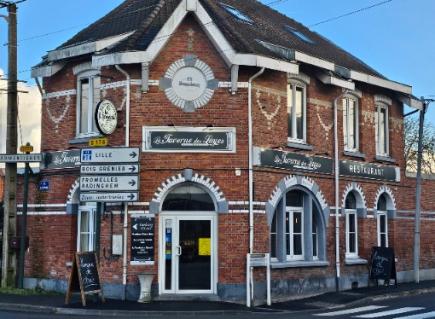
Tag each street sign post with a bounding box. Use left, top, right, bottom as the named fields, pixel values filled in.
left=80, top=164, right=138, bottom=175
left=0, top=154, right=42, bottom=163
left=80, top=175, right=139, bottom=191
left=80, top=148, right=139, bottom=163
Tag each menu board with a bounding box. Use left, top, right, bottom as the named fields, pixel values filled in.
left=131, top=215, right=155, bottom=264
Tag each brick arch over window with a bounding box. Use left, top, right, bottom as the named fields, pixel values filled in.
left=266, top=175, right=330, bottom=226
left=66, top=178, right=80, bottom=214
left=341, top=182, right=367, bottom=217
left=149, top=169, right=229, bottom=214
left=374, top=185, right=397, bottom=218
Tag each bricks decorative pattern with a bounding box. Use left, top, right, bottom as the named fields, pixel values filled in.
left=373, top=185, right=397, bottom=210
left=341, top=182, right=367, bottom=209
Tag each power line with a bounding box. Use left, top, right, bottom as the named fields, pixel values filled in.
left=309, top=0, right=394, bottom=28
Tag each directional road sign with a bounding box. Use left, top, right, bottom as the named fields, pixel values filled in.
left=0, top=154, right=42, bottom=163
left=80, top=148, right=140, bottom=163
left=80, top=192, right=139, bottom=202
left=80, top=164, right=139, bottom=175
left=80, top=175, right=139, bottom=191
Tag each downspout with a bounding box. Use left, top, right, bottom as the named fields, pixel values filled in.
left=246, top=67, right=264, bottom=308
left=333, top=90, right=349, bottom=292
left=248, top=67, right=265, bottom=254
left=115, top=64, right=131, bottom=299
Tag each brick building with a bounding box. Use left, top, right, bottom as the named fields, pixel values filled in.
left=25, top=0, right=435, bottom=303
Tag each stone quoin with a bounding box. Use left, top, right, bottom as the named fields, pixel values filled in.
left=17, top=0, right=435, bottom=305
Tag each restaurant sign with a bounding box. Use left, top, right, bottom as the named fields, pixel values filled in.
left=340, top=160, right=400, bottom=182
left=255, top=148, right=333, bottom=174
left=143, top=126, right=236, bottom=153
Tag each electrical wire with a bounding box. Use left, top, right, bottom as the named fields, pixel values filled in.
left=309, top=0, right=394, bottom=28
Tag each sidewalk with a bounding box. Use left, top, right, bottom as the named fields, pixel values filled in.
left=0, top=280, right=433, bottom=316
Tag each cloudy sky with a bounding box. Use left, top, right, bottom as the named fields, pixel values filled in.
left=0, top=0, right=434, bottom=157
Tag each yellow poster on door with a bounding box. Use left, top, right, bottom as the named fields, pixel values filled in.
left=198, top=238, right=211, bottom=256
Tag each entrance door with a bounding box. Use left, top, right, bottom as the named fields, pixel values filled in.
left=160, top=214, right=216, bottom=294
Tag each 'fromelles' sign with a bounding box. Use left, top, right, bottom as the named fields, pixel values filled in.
left=143, top=126, right=236, bottom=153
left=255, top=148, right=333, bottom=174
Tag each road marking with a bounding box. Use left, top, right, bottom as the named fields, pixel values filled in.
left=393, top=311, right=435, bottom=319
left=355, top=307, right=425, bottom=318
left=315, top=305, right=387, bottom=316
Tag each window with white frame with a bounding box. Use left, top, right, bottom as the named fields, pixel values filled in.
left=77, top=206, right=97, bottom=252
left=345, top=192, right=358, bottom=258
left=377, top=194, right=388, bottom=247
left=77, top=70, right=101, bottom=137
left=343, top=96, right=359, bottom=152
left=375, top=103, right=389, bottom=156
left=270, top=190, right=325, bottom=263
left=287, top=80, right=307, bottom=142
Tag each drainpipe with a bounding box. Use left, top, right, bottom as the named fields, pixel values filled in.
left=333, top=90, right=349, bottom=292
left=248, top=67, right=264, bottom=254
left=115, top=64, right=131, bottom=299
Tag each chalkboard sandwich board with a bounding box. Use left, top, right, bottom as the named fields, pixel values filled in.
left=65, top=252, right=105, bottom=306
left=369, top=246, right=397, bottom=286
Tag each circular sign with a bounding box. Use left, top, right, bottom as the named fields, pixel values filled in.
left=159, top=55, right=219, bottom=112
left=95, top=100, right=118, bottom=135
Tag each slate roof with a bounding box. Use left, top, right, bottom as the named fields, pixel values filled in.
left=53, top=0, right=383, bottom=77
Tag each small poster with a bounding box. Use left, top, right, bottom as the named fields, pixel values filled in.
left=198, top=238, right=211, bottom=256
left=130, top=215, right=155, bottom=265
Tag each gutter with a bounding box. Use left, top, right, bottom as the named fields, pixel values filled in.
left=115, top=65, right=131, bottom=300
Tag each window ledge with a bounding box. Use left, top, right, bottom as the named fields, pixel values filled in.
left=345, top=257, right=368, bottom=266
left=344, top=150, right=366, bottom=159
left=70, top=134, right=102, bottom=145
left=375, top=155, right=396, bottom=163
left=287, top=141, right=314, bottom=151
left=271, top=260, right=329, bottom=269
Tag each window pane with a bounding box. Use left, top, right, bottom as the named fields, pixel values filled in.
left=348, top=99, right=356, bottom=149
left=345, top=192, right=357, bottom=209
left=377, top=194, right=387, bottom=210
left=293, top=235, right=302, bottom=255
left=349, top=233, right=356, bottom=253
left=381, top=234, right=386, bottom=247
left=287, top=84, right=293, bottom=138
left=286, top=190, right=303, bottom=207
left=378, top=108, right=387, bottom=154
left=349, top=213, right=356, bottom=232
left=80, top=234, right=90, bottom=252
left=380, top=215, right=386, bottom=233
left=343, top=98, right=348, bottom=148
left=92, top=77, right=100, bottom=132
left=293, top=212, right=302, bottom=233
left=312, top=234, right=317, bottom=257
left=80, top=79, right=90, bottom=134
left=295, top=87, right=304, bottom=140
left=286, top=234, right=290, bottom=255
left=271, top=234, right=277, bottom=258
left=162, top=184, right=215, bottom=211
left=80, top=211, right=90, bottom=233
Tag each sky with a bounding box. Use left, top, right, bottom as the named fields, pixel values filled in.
left=0, top=0, right=434, bottom=153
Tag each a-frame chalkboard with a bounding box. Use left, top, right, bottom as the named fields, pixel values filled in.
left=65, top=252, right=105, bottom=306
left=369, top=246, right=397, bottom=286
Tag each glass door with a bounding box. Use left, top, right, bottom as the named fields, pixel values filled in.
left=160, top=214, right=215, bottom=294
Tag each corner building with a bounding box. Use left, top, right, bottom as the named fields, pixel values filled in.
left=26, top=0, right=435, bottom=303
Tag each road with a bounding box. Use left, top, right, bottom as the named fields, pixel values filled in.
left=1, top=292, right=435, bottom=318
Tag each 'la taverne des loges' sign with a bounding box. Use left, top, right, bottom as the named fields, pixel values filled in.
left=143, top=127, right=236, bottom=153
left=256, top=148, right=333, bottom=174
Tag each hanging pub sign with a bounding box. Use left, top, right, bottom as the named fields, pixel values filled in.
left=143, top=126, right=236, bottom=153
left=340, top=160, right=400, bottom=182
left=130, top=215, right=155, bottom=265
left=42, top=150, right=81, bottom=170
left=95, top=100, right=118, bottom=135
left=254, top=148, right=333, bottom=174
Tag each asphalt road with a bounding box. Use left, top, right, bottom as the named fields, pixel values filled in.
left=2, top=292, right=435, bottom=318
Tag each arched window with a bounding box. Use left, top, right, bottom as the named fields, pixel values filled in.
left=377, top=194, right=388, bottom=247
left=162, top=184, right=215, bottom=211
left=270, top=188, right=326, bottom=263
left=345, top=192, right=358, bottom=258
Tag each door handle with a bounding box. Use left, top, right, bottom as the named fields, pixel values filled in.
left=176, top=245, right=182, bottom=256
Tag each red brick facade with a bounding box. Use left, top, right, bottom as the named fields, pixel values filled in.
left=21, top=13, right=435, bottom=303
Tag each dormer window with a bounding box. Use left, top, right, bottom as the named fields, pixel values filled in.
left=220, top=3, right=253, bottom=24
left=76, top=70, right=100, bottom=137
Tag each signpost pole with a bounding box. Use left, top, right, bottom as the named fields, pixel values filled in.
left=17, top=144, right=31, bottom=289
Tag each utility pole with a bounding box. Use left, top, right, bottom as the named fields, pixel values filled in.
left=414, top=98, right=433, bottom=283
left=1, top=0, right=18, bottom=288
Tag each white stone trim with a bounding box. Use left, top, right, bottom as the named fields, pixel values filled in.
left=375, top=94, right=393, bottom=106
left=43, top=89, right=76, bottom=100
left=17, top=211, right=67, bottom=216
left=341, top=182, right=367, bottom=209
left=66, top=179, right=80, bottom=205
left=374, top=185, right=397, bottom=211
left=316, top=72, right=355, bottom=90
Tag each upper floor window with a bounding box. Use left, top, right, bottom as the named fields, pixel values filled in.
left=377, top=194, right=388, bottom=247
left=287, top=77, right=308, bottom=143
left=77, top=70, right=100, bottom=137
left=375, top=102, right=389, bottom=157
left=343, top=96, right=359, bottom=152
